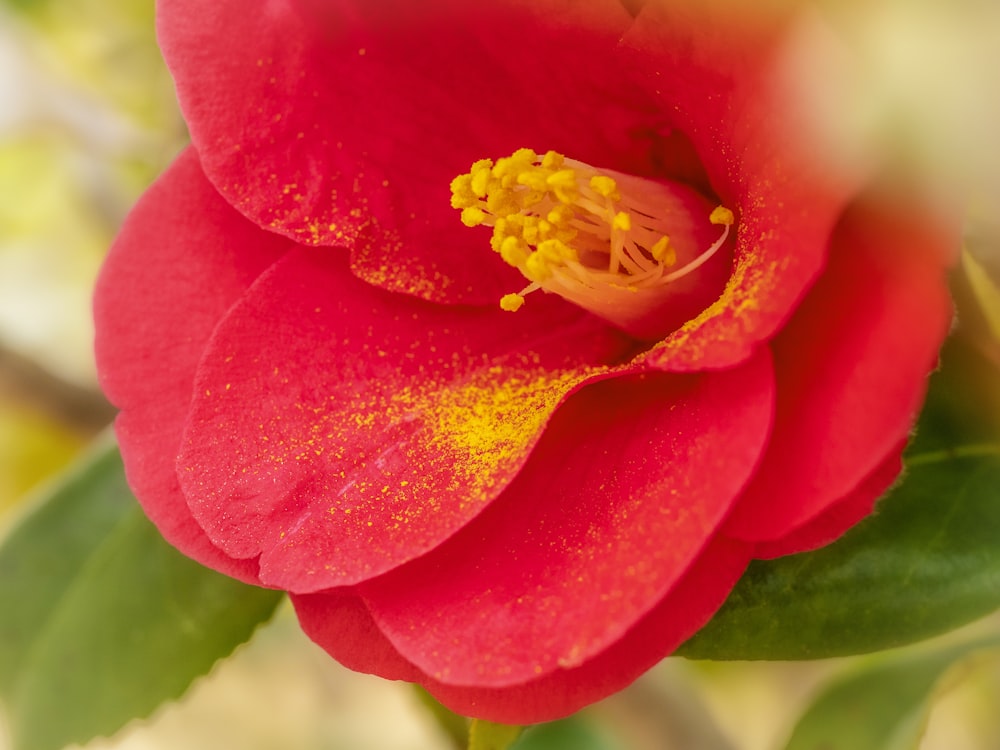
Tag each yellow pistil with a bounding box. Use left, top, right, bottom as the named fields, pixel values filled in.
left=450, top=148, right=734, bottom=318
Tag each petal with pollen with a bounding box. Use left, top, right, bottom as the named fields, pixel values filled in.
left=93, top=148, right=292, bottom=583
left=359, top=353, right=773, bottom=688
left=623, top=4, right=862, bottom=369
left=157, top=0, right=648, bottom=305
left=178, top=248, right=637, bottom=592
left=723, top=194, right=953, bottom=542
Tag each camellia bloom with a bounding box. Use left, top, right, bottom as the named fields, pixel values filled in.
left=94, top=0, right=954, bottom=724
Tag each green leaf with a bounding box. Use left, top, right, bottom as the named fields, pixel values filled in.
left=469, top=719, right=524, bottom=750
left=783, top=636, right=1000, bottom=750
left=514, top=716, right=620, bottom=750
left=0, top=438, right=284, bottom=750
left=679, top=335, right=1000, bottom=660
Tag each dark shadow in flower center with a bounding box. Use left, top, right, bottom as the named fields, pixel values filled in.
left=618, top=0, right=646, bottom=18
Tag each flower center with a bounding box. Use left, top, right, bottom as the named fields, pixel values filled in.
left=450, top=148, right=734, bottom=340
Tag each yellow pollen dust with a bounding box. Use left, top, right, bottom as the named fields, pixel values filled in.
left=450, top=148, right=734, bottom=312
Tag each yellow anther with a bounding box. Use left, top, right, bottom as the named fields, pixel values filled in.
left=511, top=147, right=538, bottom=163
left=494, top=162, right=522, bottom=186
left=650, top=236, right=676, bottom=265
left=541, top=150, right=564, bottom=170
left=461, top=206, right=486, bottom=227
left=522, top=218, right=543, bottom=244
left=524, top=251, right=552, bottom=281
left=502, top=214, right=526, bottom=236
left=493, top=150, right=536, bottom=181
left=537, top=239, right=576, bottom=262
left=590, top=175, right=620, bottom=200
left=547, top=205, right=573, bottom=225
left=449, top=174, right=476, bottom=208
left=710, top=206, right=735, bottom=226
left=485, top=190, right=519, bottom=217
left=499, top=293, right=526, bottom=312
left=489, top=219, right=508, bottom=251
left=499, top=236, right=529, bottom=266
left=612, top=211, right=631, bottom=232
left=552, top=186, right=578, bottom=205
left=470, top=166, right=492, bottom=198
left=517, top=171, right=549, bottom=192
left=547, top=170, right=577, bottom=190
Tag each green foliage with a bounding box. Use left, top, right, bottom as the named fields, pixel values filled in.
left=515, top=716, right=620, bottom=750
left=0, top=440, right=284, bottom=750
left=783, top=638, right=1000, bottom=750
left=1, top=0, right=45, bottom=12
left=680, top=335, right=1000, bottom=659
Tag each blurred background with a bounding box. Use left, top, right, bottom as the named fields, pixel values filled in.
left=0, top=0, right=176, bottom=523
left=0, top=0, right=999, bottom=748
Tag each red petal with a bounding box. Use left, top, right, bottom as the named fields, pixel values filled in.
left=93, top=149, right=291, bottom=582
left=623, top=5, right=860, bottom=368
left=358, top=353, right=773, bottom=688
left=290, top=591, right=423, bottom=682
left=157, top=0, right=648, bottom=305
left=178, top=248, right=637, bottom=592
left=723, top=194, right=953, bottom=542
left=292, top=536, right=750, bottom=724
left=421, top=536, right=751, bottom=723
left=753, top=441, right=904, bottom=559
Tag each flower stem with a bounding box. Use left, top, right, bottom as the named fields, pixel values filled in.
left=468, top=719, right=524, bottom=750
left=411, top=685, right=468, bottom=749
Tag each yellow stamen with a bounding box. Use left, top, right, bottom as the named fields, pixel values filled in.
left=710, top=206, right=735, bottom=226
left=590, top=175, right=620, bottom=200
left=650, top=236, right=676, bottom=265
left=461, top=206, right=486, bottom=227
left=450, top=148, right=735, bottom=322
left=499, top=293, right=526, bottom=312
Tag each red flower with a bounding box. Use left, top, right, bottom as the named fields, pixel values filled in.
left=94, top=0, right=954, bottom=723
